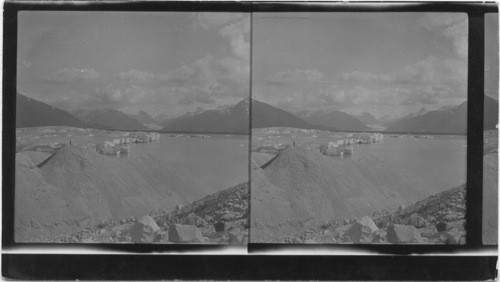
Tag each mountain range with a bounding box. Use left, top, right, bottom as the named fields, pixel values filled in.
left=296, top=109, right=371, bottom=132
left=72, top=109, right=148, bottom=131
left=162, top=99, right=338, bottom=134
left=385, top=96, right=499, bottom=134
left=16, top=93, right=147, bottom=131
left=16, top=93, right=497, bottom=134
left=16, top=93, right=111, bottom=130
left=385, top=102, right=467, bottom=134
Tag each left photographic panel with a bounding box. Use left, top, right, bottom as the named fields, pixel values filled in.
left=15, top=11, right=250, bottom=244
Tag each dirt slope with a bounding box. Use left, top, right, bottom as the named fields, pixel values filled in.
left=53, top=182, right=249, bottom=244
left=15, top=146, right=210, bottom=242
left=285, top=184, right=466, bottom=244
left=251, top=146, right=432, bottom=242
left=483, top=152, right=498, bottom=245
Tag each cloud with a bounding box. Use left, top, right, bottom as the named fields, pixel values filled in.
left=44, top=67, right=101, bottom=84
left=418, top=13, right=468, bottom=59
left=338, top=56, right=466, bottom=85
left=258, top=55, right=467, bottom=114
left=192, top=13, right=245, bottom=30
left=219, top=16, right=250, bottom=61
left=267, top=69, right=324, bottom=85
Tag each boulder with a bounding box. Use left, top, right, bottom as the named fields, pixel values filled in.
left=228, top=233, right=246, bottom=245
left=221, top=213, right=236, bottom=221
left=130, top=216, right=160, bottom=243
left=406, top=213, right=430, bottom=228
left=214, top=221, right=227, bottom=233
left=182, top=213, right=207, bottom=227
left=168, top=224, right=204, bottom=243
left=241, top=209, right=249, bottom=219
left=443, top=213, right=459, bottom=221
left=435, top=222, right=448, bottom=232
left=347, top=216, right=379, bottom=243
left=446, top=232, right=462, bottom=244
left=387, top=224, right=423, bottom=243
left=174, top=204, right=182, bottom=212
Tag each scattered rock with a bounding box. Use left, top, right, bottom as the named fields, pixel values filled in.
left=81, top=238, right=96, bottom=243
left=387, top=224, right=423, bottom=243
left=130, top=215, right=160, bottom=243
left=443, top=213, right=459, bottom=221
left=228, top=233, right=246, bottom=245
left=435, top=222, right=448, bottom=232
left=182, top=213, right=207, bottom=227
left=221, top=213, right=236, bottom=221
left=168, top=224, right=204, bottom=243
left=446, top=232, right=461, bottom=244
left=214, top=221, right=227, bottom=233
left=406, top=213, right=429, bottom=228
left=347, top=216, right=379, bottom=243
left=241, top=210, right=249, bottom=219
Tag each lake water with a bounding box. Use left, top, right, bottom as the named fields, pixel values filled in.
left=351, top=135, right=467, bottom=192
left=117, top=133, right=465, bottom=195
left=119, top=134, right=249, bottom=191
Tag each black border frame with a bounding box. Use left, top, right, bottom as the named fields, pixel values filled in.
left=2, top=1, right=498, bottom=280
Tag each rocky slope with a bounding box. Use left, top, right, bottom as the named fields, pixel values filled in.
left=268, top=184, right=466, bottom=244
left=250, top=146, right=434, bottom=242
left=52, top=182, right=249, bottom=244
left=483, top=129, right=498, bottom=245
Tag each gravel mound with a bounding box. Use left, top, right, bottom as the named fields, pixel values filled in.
left=251, top=146, right=430, bottom=242
left=15, top=146, right=209, bottom=242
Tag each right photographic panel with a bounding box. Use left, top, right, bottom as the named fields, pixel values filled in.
left=250, top=13, right=469, bottom=244
left=483, top=12, right=499, bottom=245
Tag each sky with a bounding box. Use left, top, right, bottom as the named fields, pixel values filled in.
left=17, top=12, right=250, bottom=117
left=252, top=13, right=470, bottom=119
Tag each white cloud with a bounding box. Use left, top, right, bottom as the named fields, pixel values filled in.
left=192, top=13, right=245, bottom=30
left=418, top=13, right=468, bottom=59
left=44, top=68, right=101, bottom=84
left=267, top=69, right=324, bottom=85
left=219, top=16, right=250, bottom=61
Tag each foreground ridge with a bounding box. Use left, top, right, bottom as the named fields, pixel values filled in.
left=53, top=182, right=249, bottom=244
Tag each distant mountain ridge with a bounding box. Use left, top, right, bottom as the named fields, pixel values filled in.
left=16, top=93, right=111, bottom=130
left=385, top=102, right=468, bottom=134
left=251, top=99, right=337, bottom=131
left=296, top=109, right=371, bottom=132
left=130, top=110, right=156, bottom=125
left=385, top=97, right=498, bottom=134
left=352, top=112, right=382, bottom=126
left=484, top=95, right=499, bottom=130
left=162, top=98, right=338, bottom=134
left=162, top=99, right=250, bottom=134
left=72, top=108, right=147, bottom=131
